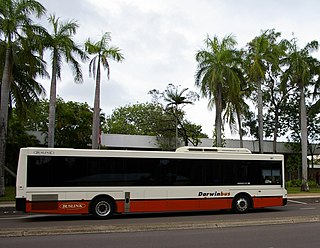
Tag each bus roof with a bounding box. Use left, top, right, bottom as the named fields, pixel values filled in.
left=20, top=147, right=283, bottom=161
left=175, top=146, right=252, bottom=154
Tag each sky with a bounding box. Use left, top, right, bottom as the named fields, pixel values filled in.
left=36, top=0, right=320, bottom=138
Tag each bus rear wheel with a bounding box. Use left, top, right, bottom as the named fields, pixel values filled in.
left=232, top=195, right=251, bottom=214
left=91, top=198, right=115, bottom=219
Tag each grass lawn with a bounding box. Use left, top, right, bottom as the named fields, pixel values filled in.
left=0, top=186, right=15, bottom=202
left=287, top=186, right=320, bottom=194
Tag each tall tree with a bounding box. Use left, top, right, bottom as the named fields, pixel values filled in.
left=222, top=49, right=248, bottom=148
left=149, top=84, right=201, bottom=148
left=85, top=32, right=124, bottom=149
left=282, top=38, right=320, bottom=191
left=264, top=69, right=294, bottom=153
left=224, top=85, right=249, bottom=148
left=45, top=15, right=87, bottom=148
left=246, top=30, right=282, bottom=153
left=195, top=34, right=241, bottom=147
left=162, top=84, right=199, bottom=148
left=0, top=34, right=48, bottom=116
left=0, top=0, right=46, bottom=196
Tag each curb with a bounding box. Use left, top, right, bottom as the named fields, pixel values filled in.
left=0, top=202, right=15, bottom=208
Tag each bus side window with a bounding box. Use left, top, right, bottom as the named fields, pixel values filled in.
left=262, top=168, right=281, bottom=184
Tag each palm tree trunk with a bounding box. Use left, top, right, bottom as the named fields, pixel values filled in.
left=215, top=83, right=223, bottom=147
left=273, top=110, right=279, bottom=153
left=92, top=60, right=101, bottom=149
left=257, top=80, right=264, bottom=153
left=236, top=109, right=243, bottom=148
left=300, top=85, right=309, bottom=191
left=175, top=106, right=179, bottom=148
left=0, top=47, right=13, bottom=196
left=48, top=60, right=58, bottom=148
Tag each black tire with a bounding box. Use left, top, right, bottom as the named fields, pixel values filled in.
left=232, top=195, right=251, bottom=214
left=91, top=198, right=115, bottom=219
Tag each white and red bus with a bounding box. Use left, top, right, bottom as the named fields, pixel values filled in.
left=16, top=147, right=287, bottom=219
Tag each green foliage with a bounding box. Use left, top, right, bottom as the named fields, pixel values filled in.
left=195, top=34, right=242, bottom=147
left=24, top=99, right=50, bottom=131
left=106, top=102, right=165, bottom=136
left=45, top=14, right=88, bottom=83
left=85, top=32, right=124, bottom=80
left=23, top=98, right=99, bottom=148
left=0, top=0, right=47, bottom=194
left=45, top=14, right=88, bottom=147
left=211, top=129, right=226, bottom=147
left=286, top=179, right=302, bottom=187
left=6, top=109, right=41, bottom=185
left=107, top=102, right=177, bottom=150
left=242, top=110, right=258, bottom=139
left=265, top=91, right=299, bottom=140
left=148, top=84, right=205, bottom=149
left=106, top=101, right=208, bottom=150
left=55, top=100, right=95, bottom=148
left=180, top=121, right=208, bottom=146
left=285, top=152, right=301, bottom=174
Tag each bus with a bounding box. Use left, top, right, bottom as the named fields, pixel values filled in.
left=16, top=147, right=287, bottom=219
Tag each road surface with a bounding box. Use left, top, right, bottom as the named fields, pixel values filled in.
left=1, top=222, right=320, bottom=248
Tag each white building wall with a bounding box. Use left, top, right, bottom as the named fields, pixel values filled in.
left=26, top=131, right=320, bottom=155
left=101, top=133, right=320, bottom=154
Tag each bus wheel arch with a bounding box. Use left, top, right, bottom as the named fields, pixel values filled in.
left=232, top=193, right=252, bottom=214
left=90, top=195, right=116, bottom=219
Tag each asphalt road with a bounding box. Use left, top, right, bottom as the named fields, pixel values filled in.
left=0, top=197, right=319, bottom=237
left=1, top=222, right=320, bottom=248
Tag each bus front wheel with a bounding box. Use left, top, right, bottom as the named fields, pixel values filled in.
left=232, top=195, right=251, bottom=214
left=91, top=197, right=115, bottom=219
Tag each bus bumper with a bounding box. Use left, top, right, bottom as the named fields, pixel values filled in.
left=283, top=198, right=288, bottom=206
left=16, top=198, right=26, bottom=212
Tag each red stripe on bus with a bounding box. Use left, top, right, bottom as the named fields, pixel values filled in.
left=25, top=196, right=284, bottom=215
left=117, top=197, right=284, bottom=213
left=26, top=201, right=90, bottom=214
left=252, top=196, right=283, bottom=208
left=121, top=198, right=233, bottom=213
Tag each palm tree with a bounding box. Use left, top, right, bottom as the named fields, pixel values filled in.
left=4, top=38, right=48, bottom=116
left=246, top=30, right=283, bottom=153
left=246, top=32, right=269, bottom=153
left=163, top=84, right=198, bottom=148
left=85, top=32, right=124, bottom=149
left=195, top=34, right=241, bottom=147
left=282, top=38, right=320, bottom=191
left=224, top=85, right=249, bottom=148
left=221, top=48, right=248, bottom=148
left=45, top=15, right=87, bottom=148
left=0, top=0, right=46, bottom=196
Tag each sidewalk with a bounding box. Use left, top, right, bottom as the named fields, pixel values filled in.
left=287, top=193, right=320, bottom=199
left=0, top=202, right=15, bottom=208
